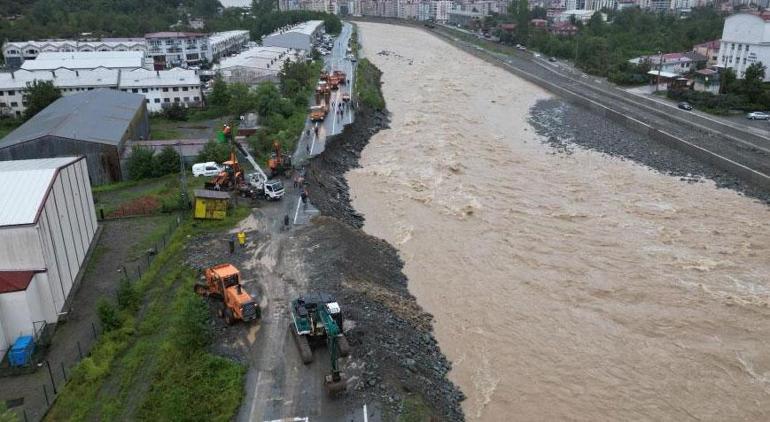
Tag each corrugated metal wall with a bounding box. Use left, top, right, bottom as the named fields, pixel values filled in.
left=0, top=137, right=121, bottom=185
left=36, top=158, right=97, bottom=313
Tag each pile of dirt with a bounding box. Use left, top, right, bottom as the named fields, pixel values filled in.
left=303, top=102, right=465, bottom=420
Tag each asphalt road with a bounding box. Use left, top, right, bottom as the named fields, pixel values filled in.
left=236, top=25, right=377, bottom=422
left=294, top=23, right=357, bottom=164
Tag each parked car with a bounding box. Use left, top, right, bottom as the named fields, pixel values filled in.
left=192, top=162, right=222, bottom=177
left=677, top=102, right=693, bottom=111
left=548, top=57, right=557, bottom=62
left=747, top=111, right=770, bottom=120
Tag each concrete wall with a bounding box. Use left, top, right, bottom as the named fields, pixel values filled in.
left=0, top=273, right=54, bottom=355
left=0, top=226, right=44, bottom=270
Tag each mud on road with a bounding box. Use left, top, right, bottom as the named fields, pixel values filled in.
left=182, top=102, right=464, bottom=421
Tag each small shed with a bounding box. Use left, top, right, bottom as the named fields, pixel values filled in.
left=194, top=189, right=230, bottom=220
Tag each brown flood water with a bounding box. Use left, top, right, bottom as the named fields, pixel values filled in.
left=348, top=22, right=770, bottom=421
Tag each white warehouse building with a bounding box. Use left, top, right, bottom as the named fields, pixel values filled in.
left=20, top=51, right=151, bottom=72
left=2, top=38, right=147, bottom=69
left=0, top=157, right=97, bottom=356
left=262, top=20, right=324, bottom=52
left=718, top=13, right=770, bottom=81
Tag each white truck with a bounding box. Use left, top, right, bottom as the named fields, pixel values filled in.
left=234, top=141, right=285, bottom=201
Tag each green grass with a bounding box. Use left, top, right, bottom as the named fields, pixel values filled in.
left=94, top=173, right=206, bottom=217
left=0, top=118, right=22, bottom=140
left=398, top=395, right=433, bottom=422
left=355, top=58, right=386, bottom=110
left=47, top=208, right=250, bottom=421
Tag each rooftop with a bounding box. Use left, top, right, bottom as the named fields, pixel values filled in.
left=4, top=38, right=146, bottom=47
left=266, top=20, right=323, bottom=38
left=0, top=157, right=81, bottom=226
left=118, top=68, right=200, bottom=87
left=216, top=46, right=296, bottom=70
left=0, top=89, right=145, bottom=148
left=0, top=68, right=119, bottom=90
left=209, top=30, right=250, bottom=45
left=145, top=32, right=206, bottom=39
left=0, top=271, right=40, bottom=294
left=695, top=39, right=721, bottom=49
left=21, top=51, right=145, bottom=71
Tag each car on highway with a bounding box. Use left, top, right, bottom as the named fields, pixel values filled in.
left=746, top=111, right=770, bottom=120
left=677, top=102, right=693, bottom=111
left=549, top=57, right=557, bottom=62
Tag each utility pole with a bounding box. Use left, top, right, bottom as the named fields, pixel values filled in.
left=656, top=50, right=662, bottom=93
left=178, top=141, right=188, bottom=209
left=574, top=37, right=579, bottom=67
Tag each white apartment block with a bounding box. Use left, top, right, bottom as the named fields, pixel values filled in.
left=431, top=0, right=453, bottom=22
left=145, top=32, right=209, bottom=70
left=718, top=13, right=770, bottom=80
left=2, top=38, right=147, bottom=69
left=0, top=68, right=201, bottom=116
left=208, top=30, right=251, bottom=63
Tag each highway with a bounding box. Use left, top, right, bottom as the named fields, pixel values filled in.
left=420, top=22, right=770, bottom=188
left=293, top=22, right=357, bottom=164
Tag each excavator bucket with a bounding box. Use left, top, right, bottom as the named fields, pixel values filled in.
left=324, top=373, right=347, bottom=395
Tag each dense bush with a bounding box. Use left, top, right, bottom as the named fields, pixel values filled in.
left=196, top=140, right=231, bottom=163
left=126, top=146, right=181, bottom=180
left=171, top=292, right=212, bottom=353
left=162, top=103, right=188, bottom=121
left=97, top=299, right=122, bottom=332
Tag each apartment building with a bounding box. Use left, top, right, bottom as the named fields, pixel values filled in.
left=718, top=13, right=770, bottom=80
left=145, top=32, right=209, bottom=70
left=208, top=30, right=251, bottom=63
left=0, top=68, right=201, bottom=116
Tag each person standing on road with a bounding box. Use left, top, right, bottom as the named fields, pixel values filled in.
left=301, top=189, right=308, bottom=210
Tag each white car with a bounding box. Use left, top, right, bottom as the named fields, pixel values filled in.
left=192, top=162, right=222, bottom=177
left=747, top=111, right=770, bottom=120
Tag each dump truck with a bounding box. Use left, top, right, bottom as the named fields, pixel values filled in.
left=195, top=264, right=260, bottom=325
left=289, top=293, right=350, bottom=394
left=310, top=104, right=326, bottom=122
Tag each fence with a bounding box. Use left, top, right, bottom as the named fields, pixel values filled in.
left=1, top=216, right=182, bottom=422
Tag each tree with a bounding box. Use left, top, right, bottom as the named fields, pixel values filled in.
left=208, top=76, right=230, bottom=108
left=530, top=6, right=547, bottom=20
left=228, top=83, right=255, bottom=117
left=126, top=146, right=156, bottom=180
left=154, top=145, right=181, bottom=176
left=587, top=12, right=605, bottom=36
left=197, top=139, right=231, bottom=163
left=254, top=82, right=282, bottom=118
left=23, top=80, right=61, bottom=120
left=516, top=0, right=529, bottom=42
left=719, top=67, right=736, bottom=94
left=741, top=62, right=766, bottom=103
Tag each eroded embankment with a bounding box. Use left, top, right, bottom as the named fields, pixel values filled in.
left=304, top=65, right=465, bottom=420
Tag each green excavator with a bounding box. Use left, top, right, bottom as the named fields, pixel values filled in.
left=289, top=293, right=351, bottom=394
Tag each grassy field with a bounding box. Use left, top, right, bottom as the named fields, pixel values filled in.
left=93, top=173, right=207, bottom=217
left=149, top=117, right=183, bottom=140
left=355, top=58, right=386, bottom=110
left=46, top=206, right=252, bottom=421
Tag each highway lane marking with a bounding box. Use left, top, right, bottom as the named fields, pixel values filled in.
left=248, top=370, right=264, bottom=419
left=293, top=197, right=302, bottom=225
left=363, top=404, right=368, bottom=422
left=263, top=418, right=309, bottom=422
left=310, top=131, right=317, bottom=155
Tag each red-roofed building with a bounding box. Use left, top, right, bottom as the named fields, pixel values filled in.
left=694, top=39, right=720, bottom=66
left=551, top=22, right=578, bottom=37
left=531, top=19, right=548, bottom=29
left=0, top=157, right=98, bottom=355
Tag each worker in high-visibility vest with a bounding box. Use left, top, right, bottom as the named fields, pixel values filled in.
left=237, top=231, right=246, bottom=248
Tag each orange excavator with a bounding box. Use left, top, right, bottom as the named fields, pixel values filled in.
left=332, top=70, right=347, bottom=85
left=195, top=264, right=260, bottom=325
left=267, top=141, right=292, bottom=177
left=205, top=150, right=243, bottom=191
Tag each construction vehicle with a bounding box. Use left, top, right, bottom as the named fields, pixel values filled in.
left=205, top=150, right=243, bottom=191
left=195, top=264, right=260, bottom=325
left=232, top=141, right=285, bottom=200
left=289, top=293, right=351, bottom=394
left=267, top=141, right=291, bottom=177
left=332, top=70, right=347, bottom=85
left=316, top=81, right=331, bottom=105
left=309, top=104, right=326, bottom=122
left=341, top=93, right=351, bottom=103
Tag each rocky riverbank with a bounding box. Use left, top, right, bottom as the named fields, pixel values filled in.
left=303, top=71, right=465, bottom=419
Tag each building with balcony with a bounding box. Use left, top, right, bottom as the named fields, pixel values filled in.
left=145, top=32, right=209, bottom=70
left=717, top=13, right=770, bottom=80
left=208, top=30, right=251, bottom=63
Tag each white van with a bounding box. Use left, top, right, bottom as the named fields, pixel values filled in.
left=192, top=162, right=222, bottom=177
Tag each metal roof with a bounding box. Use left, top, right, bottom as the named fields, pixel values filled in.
left=145, top=32, right=205, bottom=39
left=118, top=68, right=199, bottom=87
left=0, top=68, right=120, bottom=91
left=0, top=89, right=145, bottom=148
left=265, top=20, right=323, bottom=38
left=21, top=51, right=145, bottom=71
left=216, top=46, right=297, bottom=71
left=0, top=157, right=81, bottom=226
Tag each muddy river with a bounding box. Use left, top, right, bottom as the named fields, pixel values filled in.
left=349, top=22, right=770, bottom=421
